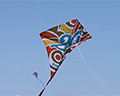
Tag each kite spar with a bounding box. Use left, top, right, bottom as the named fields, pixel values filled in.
left=38, top=19, right=92, bottom=96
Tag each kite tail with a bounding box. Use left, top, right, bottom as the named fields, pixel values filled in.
left=38, top=77, right=53, bottom=96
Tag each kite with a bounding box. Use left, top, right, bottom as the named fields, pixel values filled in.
left=33, top=72, right=38, bottom=78
left=33, top=72, right=44, bottom=87
left=38, top=19, right=92, bottom=96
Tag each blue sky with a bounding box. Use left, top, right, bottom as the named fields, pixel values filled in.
left=0, top=1, right=120, bottom=96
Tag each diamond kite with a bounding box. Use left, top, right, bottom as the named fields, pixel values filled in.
left=38, top=19, right=92, bottom=96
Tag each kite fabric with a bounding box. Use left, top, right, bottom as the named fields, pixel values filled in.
left=39, top=19, right=92, bottom=96
left=33, top=72, right=38, bottom=78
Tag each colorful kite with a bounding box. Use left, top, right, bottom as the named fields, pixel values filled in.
left=33, top=72, right=38, bottom=78
left=39, top=19, right=92, bottom=96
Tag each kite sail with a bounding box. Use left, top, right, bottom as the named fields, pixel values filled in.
left=39, top=19, right=92, bottom=96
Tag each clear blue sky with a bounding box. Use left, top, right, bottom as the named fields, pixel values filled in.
left=0, top=1, right=120, bottom=96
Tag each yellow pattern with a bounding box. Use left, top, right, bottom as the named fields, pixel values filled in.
left=61, top=24, right=73, bottom=35
left=43, top=40, right=59, bottom=46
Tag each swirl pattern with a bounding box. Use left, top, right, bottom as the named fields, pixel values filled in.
left=40, top=19, right=92, bottom=77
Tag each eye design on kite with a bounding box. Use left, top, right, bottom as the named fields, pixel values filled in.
left=51, top=50, right=63, bottom=64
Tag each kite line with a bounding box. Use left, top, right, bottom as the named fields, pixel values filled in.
left=77, top=46, right=112, bottom=96
left=37, top=78, right=44, bottom=88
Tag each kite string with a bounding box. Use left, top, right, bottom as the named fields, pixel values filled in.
left=37, top=78, right=45, bottom=88
left=77, top=47, right=112, bottom=96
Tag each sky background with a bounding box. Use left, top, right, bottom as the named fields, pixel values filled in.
left=0, top=0, right=120, bottom=96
